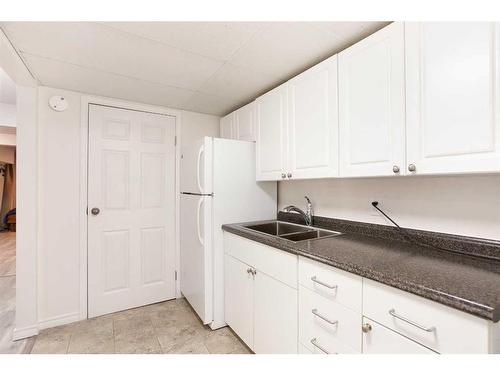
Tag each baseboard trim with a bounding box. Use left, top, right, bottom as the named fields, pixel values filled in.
left=38, top=312, right=81, bottom=330
left=13, top=324, right=39, bottom=340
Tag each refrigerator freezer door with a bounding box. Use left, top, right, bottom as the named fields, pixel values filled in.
left=180, top=193, right=213, bottom=324
left=180, top=137, right=213, bottom=194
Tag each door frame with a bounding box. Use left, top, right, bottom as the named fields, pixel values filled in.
left=79, top=95, right=182, bottom=320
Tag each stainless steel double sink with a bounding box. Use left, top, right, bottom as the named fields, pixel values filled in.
left=243, top=221, right=342, bottom=243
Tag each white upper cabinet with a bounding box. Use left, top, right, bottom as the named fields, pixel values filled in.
left=220, top=113, right=235, bottom=139
left=405, top=22, right=500, bottom=175
left=287, top=56, right=339, bottom=179
left=338, top=22, right=406, bottom=177
left=255, top=84, right=288, bottom=181
left=235, top=102, right=256, bottom=142
left=220, top=102, right=257, bottom=142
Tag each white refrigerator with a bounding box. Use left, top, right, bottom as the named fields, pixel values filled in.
left=180, top=137, right=277, bottom=329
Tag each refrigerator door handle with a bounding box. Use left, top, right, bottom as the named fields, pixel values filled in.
left=196, top=145, right=204, bottom=194
left=196, top=197, right=204, bottom=245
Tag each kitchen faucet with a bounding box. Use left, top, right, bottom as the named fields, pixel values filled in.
left=283, top=196, right=313, bottom=226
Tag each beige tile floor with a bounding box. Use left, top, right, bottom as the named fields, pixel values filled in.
left=0, top=231, right=250, bottom=354
left=31, top=298, right=252, bottom=354
left=0, top=231, right=36, bottom=354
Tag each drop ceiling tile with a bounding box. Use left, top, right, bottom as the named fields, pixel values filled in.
left=23, top=53, right=195, bottom=109
left=311, top=21, right=390, bottom=47
left=3, top=22, right=224, bottom=90
left=197, top=63, right=280, bottom=103
left=228, top=22, right=346, bottom=80
left=180, top=91, right=237, bottom=116
left=103, top=22, right=266, bottom=61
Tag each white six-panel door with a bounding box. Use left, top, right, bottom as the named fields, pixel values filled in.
left=405, top=22, right=500, bottom=175
left=88, top=104, right=176, bottom=318
left=287, top=56, right=338, bottom=179
left=339, top=22, right=406, bottom=177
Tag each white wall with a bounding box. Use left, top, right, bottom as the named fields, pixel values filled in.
left=0, top=145, right=15, bottom=163
left=1, top=28, right=39, bottom=340
left=180, top=110, right=219, bottom=146
left=37, top=86, right=220, bottom=327
left=0, top=102, right=16, bottom=126
left=279, top=175, right=500, bottom=241
left=0, top=131, right=16, bottom=146
left=37, top=87, right=82, bottom=326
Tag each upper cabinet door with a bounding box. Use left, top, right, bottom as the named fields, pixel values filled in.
left=220, top=113, right=235, bottom=139
left=405, top=22, right=500, bottom=175
left=235, top=102, right=256, bottom=142
left=287, top=56, right=339, bottom=179
left=339, top=22, right=406, bottom=177
left=255, top=84, right=288, bottom=181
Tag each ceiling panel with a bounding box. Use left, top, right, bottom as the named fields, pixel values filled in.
left=3, top=22, right=224, bottom=90
left=180, top=91, right=238, bottom=116
left=24, top=54, right=197, bottom=110
left=227, top=23, right=348, bottom=80
left=197, top=63, right=280, bottom=104
left=1, top=21, right=390, bottom=116
left=312, top=21, right=389, bottom=40
left=104, top=22, right=268, bottom=61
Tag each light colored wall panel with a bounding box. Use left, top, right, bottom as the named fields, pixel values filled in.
left=279, top=175, right=500, bottom=241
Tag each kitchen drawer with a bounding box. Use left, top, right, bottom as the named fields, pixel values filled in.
left=363, top=278, right=490, bottom=353
left=298, top=256, right=362, bottom=312
left=299, top=285, right=362, bottom=353
left=362, top=317, right=435, bottom=354
left=305, top=336, right=358, bottom=354
left=224, top=232, right=297, bottom=288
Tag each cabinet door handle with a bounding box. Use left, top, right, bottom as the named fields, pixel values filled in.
left=311, top=309, right=338, bottom=325
left=311, top=276, right=337, bottom=290
left=281, top=173, right=286, bottom=179
left=287, top=172, right=292, bottom=178
left=408, top=164, right=417, bottom=172
left=362, top=323, right=372, bottom=333
left=310, top=338, right=331, bottom=354
left=392, top=165, right=400, bottom=174
left=388, top=308, right=436, bottom=332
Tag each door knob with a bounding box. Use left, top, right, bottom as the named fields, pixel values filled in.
left=91, top=207, right=100, bottom=216
left=408, top=164, right=416, bottom=172
left=362, top=323, right=372, bottom=333
left=392, top=165, right=400, bottom=174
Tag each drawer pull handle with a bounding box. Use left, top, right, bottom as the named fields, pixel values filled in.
left=310, top=338, right=331, bottom=354
left=311, top=276, right=337, bottom=290
left=388, top=308, right=436, bottom=332
left=311, top=309, right=338, bottom=326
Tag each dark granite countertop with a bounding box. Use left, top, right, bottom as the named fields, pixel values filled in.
left=222, top=216, right=500, bottom=322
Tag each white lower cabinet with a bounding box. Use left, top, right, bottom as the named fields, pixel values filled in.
left=224, top=254, right=254, bottom=348
left=362, top=317, right=435, bottom=354
left=224, top=232, right=298, bottom=354
left=254, top=271, right=298, bottom=354
left=224, top=232, right=499, bottom=354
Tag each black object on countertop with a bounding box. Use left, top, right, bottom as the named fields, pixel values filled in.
left=371, top=201, right=401, bottom=229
